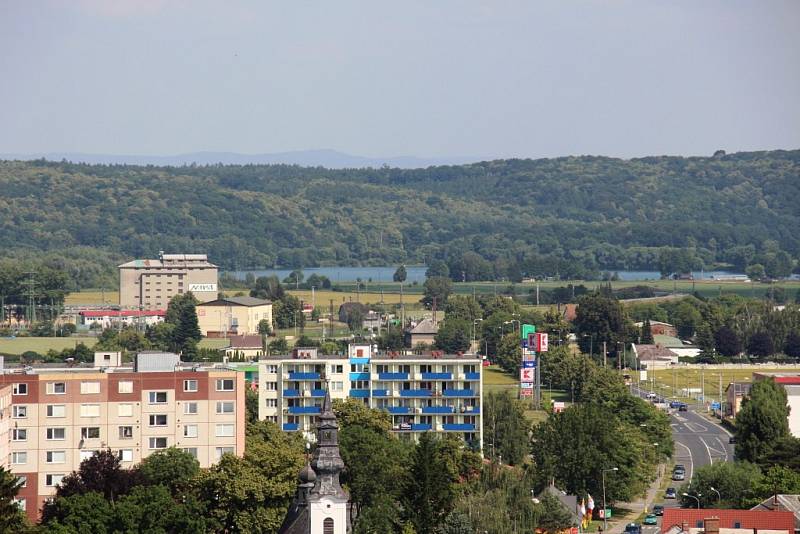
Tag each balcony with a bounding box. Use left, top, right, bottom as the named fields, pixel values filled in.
left=387, top=406, right=411, bottom=414
left=349, top=389, right=370, bottom=398
left=443, top=389, right=475, bottom=397
left=349, top=372, right=369, bottom=381
left=465, top=372, right=481, bottom=380
left=288, top=372, right=320, bottom=380
left=310, top=389, right=326, bottom=397
left=443, top=423, right=475, bottom=431
left=283, top=389, right=301, bottom=397
left=422, top=372, right=452, bottom=380
left=288, top=406, right=321, bottom=415
left=372, top=389, right=389, bottom=397
left=400, top=389, right=432, bottom=397
left=378, top=372, right=409, bottom=380
left=422, top=406, right=454, bottom=414
left=412, top=423, right=432, bottom=431
left=282, top=423, right=299, bottom=431
left=349, top=357, right=370, bottom=364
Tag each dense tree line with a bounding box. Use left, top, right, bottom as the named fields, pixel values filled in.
left=2, top=150, right=799, bottom=286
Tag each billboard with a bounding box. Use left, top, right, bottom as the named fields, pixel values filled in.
left=521, top=324, right=536, bottom=340
left=535, top=333, right=549, bottom=352
left=522, top=360, right=536, bottom=368
left=520, top=368, right=535, bottom=382
left=520, top=388, right=533, bottom=397
left=188, top=283, right=217, bottom=292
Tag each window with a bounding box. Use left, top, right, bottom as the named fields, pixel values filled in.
left=47, top=404, right=66, bottom=417
left=118, top=403, right=134, bottom=417
left=183, top=447, right=198, bottom=458
left=119, top=449, right=133, bottom=462
left=12, top=429, right=27, bottom=441
left=350, top=380, right=369, bottom=389
left=16, top=476, right=27, bottom=488
left=149, top=414, right=168, bottom=426
left=81, top=427, right=100, bottom=439
left=118, top=380, right=133, bottom=393
left=215, top=446, right=234, bottom=459
left=11, top=452, right=27, bottom=464
left=183, top=424, right=198, bottom=438
left=46, top=451, right=66, bottom=463
left=216, top=401, right=234, bottom=414
left=377, top=364, right=389, bottom=373
left=332, top=364, right=343, bottom=374
left=80, top=381, right=100, bottom=394
left=216, top=379, right=234, bottom=391
left=264, top=365, right=278, bottom=374
left=215, top=424, right=235, bottom=437
left=46, top=428, right=66, bottom=440
left=80, top=404, right=100, bottom=417
left=265, top=398, right=277, bottom=408
left=265, top=415, right=278, bottom=423
left=119, top=426, right=133, bottom=439
left=12, top=383, right=28, bottom=395
left=734, top=523, right=741, bottom=529
left=45, top=474, right=65, bottom=487
left=149, top=437, right=167, bottom=449
left=148, top=391, right=168, bottom=404
left=12, top=405, right=27, bottom=418
left=184, top=402, right=198, bottom=415
left=47, top=382, right=66, bottom=394
left=80, top=450, right=97, bottom=461
left=263, top=382, right=277, bottom=391
left=324, top=518, right=334, bottom=534
left=331, top=381, right=344, bottom=391
left=183, top=379, right=198, bottom=392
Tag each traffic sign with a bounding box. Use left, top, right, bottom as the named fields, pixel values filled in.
left=521, top=324, right=535, bottom=340
left=711, top=401, right=721, bottom=410
left=520, top=388, right=533, bottom=397
left=520, top=368, right=535, bottom=382
left=522, top=360, right=537, bottom=368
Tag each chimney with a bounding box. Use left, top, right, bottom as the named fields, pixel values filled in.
left=682, top=521, right=690, bottom=534
left=704, top=517, right=720, bottom=534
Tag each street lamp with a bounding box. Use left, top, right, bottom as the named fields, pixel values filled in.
left=709, top=487, right=721, bottom=502
left=602, top=467, right=618, bottom=531
left=683, top=492, right=701, bottom=509
left=473, top=319, right=483, bottom=354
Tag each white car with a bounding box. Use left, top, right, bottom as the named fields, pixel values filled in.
left=646, top=392, right=657, bottom=399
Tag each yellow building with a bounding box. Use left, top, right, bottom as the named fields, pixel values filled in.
left=197, top=296, right=273, bottom=337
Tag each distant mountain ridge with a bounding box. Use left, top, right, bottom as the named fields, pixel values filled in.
left=0, top=149, right=478, bottom=169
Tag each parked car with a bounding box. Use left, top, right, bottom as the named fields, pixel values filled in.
left=674, top=464, right=685, bottom=471
left=625, top=523, right=642, bottom=534
left=644, top=514, right=658, bottom=525
left=665, top=487, right=677, bottom=499
left=653, top=505, right=664, bottom=516
left=669, top=401, right=682, bottom=409
left=646, top=392, right=657, bottom=399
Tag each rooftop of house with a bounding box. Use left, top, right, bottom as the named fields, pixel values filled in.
left=118, top=254, right=217, bottom=269
left=634, top=321, right=675, bottom=328
left=80, top=309, right=166, bottom=317
left=661, top=509, right=796, bottom=534
left=754, top=372, right=800, bottom=385
left=226, top=335, right=264, bottom=349
left=408, top=318, right=439, bottom=335
left=654, top=334, right=687, bottom=347
left=633, top=344, right=677, bottom=360
left=725, top=382, right=753, bottom=395
left=199, top=296, right=272, bottom=307
left=751, top=495, right=800, bottom=528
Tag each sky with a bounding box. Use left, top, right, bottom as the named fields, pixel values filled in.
left=1, top=0, right=798, bottom=160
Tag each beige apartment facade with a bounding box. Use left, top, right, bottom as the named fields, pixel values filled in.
left=197, top=296, right=273, bottom=337
left=118, top=253, right=218, bottom=310
left=1, top=354, right=245, bottom=521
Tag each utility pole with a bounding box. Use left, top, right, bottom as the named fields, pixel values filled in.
left=329, top=299, right=334, bottom=340
left=24, top=272, right=36, bottom=325
left=603, top=341, right=607, bottom=368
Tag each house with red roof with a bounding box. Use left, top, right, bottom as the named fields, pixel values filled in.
left=79, top=309, right=166, bottom=329
left=661, top=509, right=795, bottom=534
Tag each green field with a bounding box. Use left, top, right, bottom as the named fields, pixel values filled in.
left=0, top=336, right=98, bottom=355
left=645, top=366, right=800, bottom=404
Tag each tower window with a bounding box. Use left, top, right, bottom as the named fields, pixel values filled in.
left=323, top=518, right=334, bottom=534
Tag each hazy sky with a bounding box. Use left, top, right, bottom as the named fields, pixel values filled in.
left=1, top=1, right=798, bottom=159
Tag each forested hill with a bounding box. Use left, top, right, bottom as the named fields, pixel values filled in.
left=0, top=150, right=798, bottom=284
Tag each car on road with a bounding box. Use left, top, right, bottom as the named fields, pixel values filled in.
left=653, top=505, right=664, bottom=516
left=678, top=403, right=688, bottom=412
left=644, top=514, right=658, bottom=525
left=665, top=487, right=677, bottom=499
left=672, top=471, right=685, bottom=481
left=646, top=392, right=657, bottom=400
left=673, top=464, right=685, bottom=471
left=625, top=523, right=642, bottom=534
left=669, top=401, right=682, bottom=409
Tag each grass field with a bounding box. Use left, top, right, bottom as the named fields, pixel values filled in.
left=0, top=336, right=98, bottom=355
left=64, top=291, right=119, bottom=305
left=646, top=366, right=800, bottom=404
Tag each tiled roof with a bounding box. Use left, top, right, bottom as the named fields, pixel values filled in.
left=634, top=344, right=676, bottom=360
left=661, top=509, right=795, bottom=534
left=226, top=335, right=264, bottom=349
left=409, top=318, right=438, bottom=335
left=751, top=495, right=800, bottom=529
left=754, top=372, right=800, bottom=385
left=199, top=296, right=271, bottom=307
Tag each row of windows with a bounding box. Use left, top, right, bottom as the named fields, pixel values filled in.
left=11, top=379, right=235, bottom=397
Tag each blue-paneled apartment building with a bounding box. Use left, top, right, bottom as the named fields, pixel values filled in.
left=258, top=343, right=483, bottom=448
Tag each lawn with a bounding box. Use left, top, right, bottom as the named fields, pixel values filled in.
left=0, top=336, right=98, bottom=355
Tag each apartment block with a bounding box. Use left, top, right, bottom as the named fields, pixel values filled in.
left=0, top=353, right=245, bottom=521
left=258, top=344, right=483, bottom=449
left=118, top=253, right=218, bottom=310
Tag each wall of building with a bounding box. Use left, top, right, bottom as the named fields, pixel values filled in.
left=119, top=264, right=218, bottom=310
left=197, top=303, right=272, bottom=336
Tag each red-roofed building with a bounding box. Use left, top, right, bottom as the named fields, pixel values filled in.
left=79, top=309, right=166, bottom=329
left=661, top=509, right=795, bottom=534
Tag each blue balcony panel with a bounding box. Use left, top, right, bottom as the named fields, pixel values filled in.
left=283, top=389, right=301, bottom=397
left=443, top=423, right=476, bottom=431
left=400, top=389, right=432, bottom=397
left=372, top=389, right=389, bottom=397
left=288, top=372, right=320, bottom=380
left=349, top=357, right=370, bottom=365
left=349, top=389, right=370, bottom=398
left=288, top=406, right=321, bottom=415
left=378, top=372, right=409, bottom=380
left=387, top=406, right=411, bottom=414
left=422, top=406, right=454, bottom=414
left=412, top=424, right=432, bottom=431
left=465, top=372, right=481, bottom=380
left=349, top=372, right=370, bottom=381
left=443, top=389, right=475, bottom=397
left=283, top=423, right=299, bottom=431
left=310, top=389, right=326, bottom=397
left=422, top=372, right=452, bottom=380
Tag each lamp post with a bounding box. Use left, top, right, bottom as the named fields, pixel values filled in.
left=709, top=487, right=721, bottom=502
left=683, top=492, right=701, bottom=509
left=602, top=467, right=618, bottom=531
left=473, top=318, right=483, bottom=354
